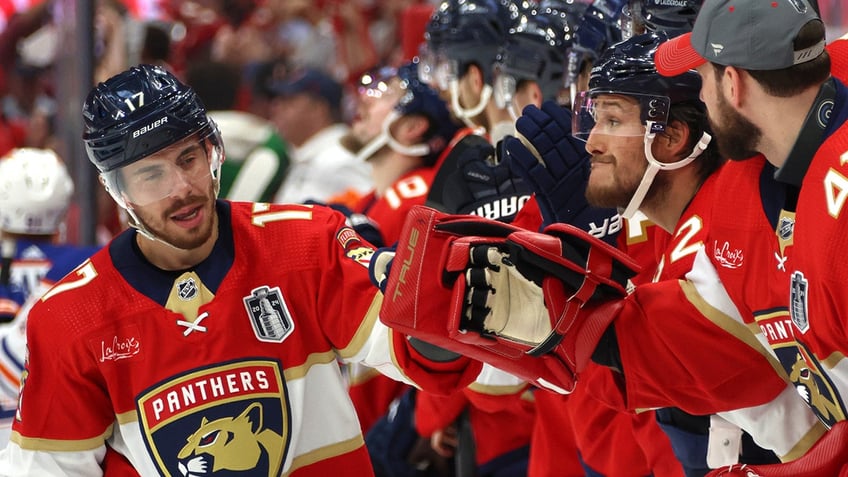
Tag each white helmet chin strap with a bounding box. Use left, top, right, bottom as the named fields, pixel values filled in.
left=620, top=121, right=712, bottom=220
left=507, top=103, right=519, bottom=123
left=104, top=148, right=224, bottom=250
left=355, top=110, right=431, bottom=163
left=449, top=79, right=492, bottom=129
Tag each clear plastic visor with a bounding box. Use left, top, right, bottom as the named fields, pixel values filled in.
left=417, top=45, right=458, bottom=92
left=572, top=91, right=670, bottom=139
left=102, top=128, right=223, bottom=207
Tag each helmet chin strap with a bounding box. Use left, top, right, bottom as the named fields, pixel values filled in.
left=355, top=110, right=430, bottom=163
left=104, top=151, right=224, bottom=250
left=507, top=103, right=519, bottom=122
left=620, top=121, right=712, bottom=220
left=449, top=79, right=492, bottom=129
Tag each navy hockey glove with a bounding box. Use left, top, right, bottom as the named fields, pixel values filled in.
left=505, top=101, right=620, bottom=243
left=430, top=134, right=532, bottom=222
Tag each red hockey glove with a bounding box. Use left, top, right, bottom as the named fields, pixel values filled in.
left=379, top=205, right=639, bottom=393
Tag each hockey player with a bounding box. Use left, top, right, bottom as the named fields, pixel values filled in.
left=344, top=63, right=461, bottom=247
left=510, top=29, right=807, bottom=475
left=419, top=0, right=520, bottom=142
left=378, top=24, right=830, bottom=471
left=0, top=148, right=99, bottom=447
left=0, top=64, right=482, bottom=475
left=653, top=0, right=848, bottom=475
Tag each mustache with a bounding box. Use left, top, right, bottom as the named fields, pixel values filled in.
left=163, top=196, right=208, bottom=217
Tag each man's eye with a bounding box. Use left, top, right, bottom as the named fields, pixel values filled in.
left=141, top=171, right=163, bottom=182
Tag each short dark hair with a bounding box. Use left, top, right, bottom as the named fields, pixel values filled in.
left=669, top=101, right=725, bottom=181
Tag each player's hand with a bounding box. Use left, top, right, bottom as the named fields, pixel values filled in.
left=369, top=246, right=396, bottom=294
left=504, top=100, right=620, bottom=242
left=439, top=139, right=531, bottom=221
left=463, top=245, right=550, bottom=346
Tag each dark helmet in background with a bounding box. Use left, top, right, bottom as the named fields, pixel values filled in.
left=396, top=62, right=460, bottom=165
left=626, top=0, right=703, bottom=35
left=422, top=0, right=520, bottom=85
left=493, top=1, right=586, bottom=107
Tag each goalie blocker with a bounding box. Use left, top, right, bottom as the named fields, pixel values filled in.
left=379, top=205, right=639, bottom=393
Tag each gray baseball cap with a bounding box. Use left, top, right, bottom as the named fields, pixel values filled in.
left=655, top=0, right=825, bottom=76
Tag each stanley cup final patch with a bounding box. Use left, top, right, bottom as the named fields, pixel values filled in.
left=243, top=286, right=294, bottom=343
left=790, top=271, right=809, bottom=334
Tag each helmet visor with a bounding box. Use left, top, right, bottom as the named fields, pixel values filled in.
left=417, top=45, right=456, bottom=92
left=102, top=128, right=223, bottom=207
left=572, top=91, right=670, bottom=139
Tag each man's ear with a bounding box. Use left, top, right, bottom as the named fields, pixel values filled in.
left=462, top=63, right=485, bottom=95
left=393, top=115, right=430, bottom=145
left=659, top=119, right=693, bottom=161
left=723, top=65, right=745, bottom=109
left=513, top=81, right=543, bottom=111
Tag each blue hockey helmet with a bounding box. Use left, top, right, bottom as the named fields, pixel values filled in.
left=82, top=64, right=224, bottom=214
left=396, top=62, right=460, bottom=164
left=82, top=64, right=221, bottom=175
left=494, top=2, right=585, bottom=105
left=423, top=0, right=519, bottom=84
left=575, top=31, right=712, bottom=219
left=587, top=30, right=701, bottom=105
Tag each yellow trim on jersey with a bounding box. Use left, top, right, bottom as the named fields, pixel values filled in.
left=820, top=350, right=848, bottom=370
left=10, top=425, right=112, bottom=452
left=467, top=381, right=528, bottom=396
left=283, top=351, right=338, bottom=382
left=283, top=435, right=365, bottom=476
left=680, top=279, right=789, bottom=381
left=116, top=409, right=138, bottom=425
left=388, top=330, right=420, bottom=390
left=337, top=293, right=383, bottom=360
left=780, top=420, right=827, bottom=462
left=164, top=271, right=215, bottom=322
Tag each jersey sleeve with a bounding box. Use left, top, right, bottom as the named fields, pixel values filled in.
left=5, top=292, right=112, bottom=475
left=614, top=248, right=790, bottom=415
left=314, top=206, right=482, bottom=395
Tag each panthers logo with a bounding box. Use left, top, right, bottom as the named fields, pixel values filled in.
left=789, top=352, right=845, bottom=426
left=137, top=360, right=291, bottom=477
left=177, top=402, right=284, bottom=477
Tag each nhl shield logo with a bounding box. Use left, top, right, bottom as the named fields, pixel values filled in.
left=790, top=271, right=809, bottom=334
left=243, top=286, right=294, bottom=343
left=777, top=216, right=794, bottom=241
left=177, top=277, right=198, bottom=301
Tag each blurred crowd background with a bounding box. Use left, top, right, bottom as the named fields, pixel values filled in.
left=0, top=0, right=844, bottom=246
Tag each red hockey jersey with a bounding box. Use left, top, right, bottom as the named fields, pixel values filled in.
left=787, top=82, right=848, bottom=428
left=0, top=201, right=480, bottom=476
left=612, top=159, right=824, bottom=460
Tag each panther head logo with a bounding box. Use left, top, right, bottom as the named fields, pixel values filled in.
left=789, top=353, right=844, bottom=425
left=176, top=402, right=285, bottom=476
